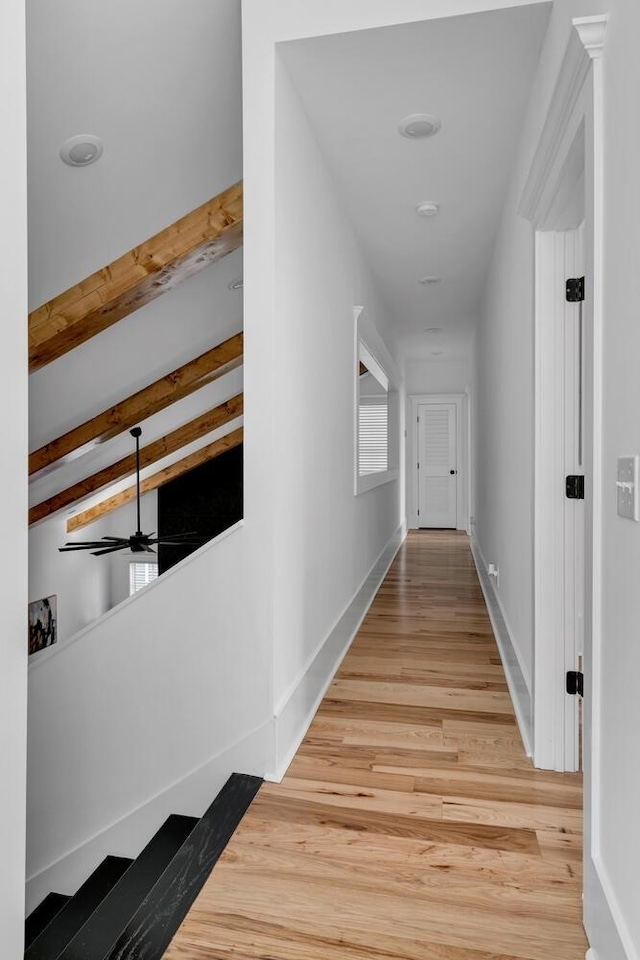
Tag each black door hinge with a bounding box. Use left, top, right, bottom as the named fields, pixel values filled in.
left=566, top=475, right=585, bottom=499
left=566, top=671, right=584, bottom=696
left=566, top=276, right=585, bottom=302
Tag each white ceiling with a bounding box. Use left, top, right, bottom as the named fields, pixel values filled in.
left=26, top=0, right=243, bottom=309
left=279, top=3, right=551, bottom=361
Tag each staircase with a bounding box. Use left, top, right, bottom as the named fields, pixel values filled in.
left=24, top=773, right=261, bottom=960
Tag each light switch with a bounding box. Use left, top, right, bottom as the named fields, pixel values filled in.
left=616, top=456, right=640, bottom=521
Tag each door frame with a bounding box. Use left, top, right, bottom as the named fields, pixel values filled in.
left=533, top=223, right=585, bottom=773
left=408, top=393, right=467, bottom=532
left=520, top=15, right=627, bottom=960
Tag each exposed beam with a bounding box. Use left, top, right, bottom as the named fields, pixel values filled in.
left=29, top=394, right=243, bottom=526
left=66, top=428, right=243, bottom=532
left=29, top=333, right=243, bottom=477
left=29, top=181, right=243, bottom=371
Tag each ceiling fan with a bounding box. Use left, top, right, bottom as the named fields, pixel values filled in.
left=59, top=427, right=205, bottom=557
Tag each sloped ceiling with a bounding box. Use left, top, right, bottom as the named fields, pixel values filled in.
left=27, top=0, right=244, bottom=517
left=279, top=3, right=551, bottom=361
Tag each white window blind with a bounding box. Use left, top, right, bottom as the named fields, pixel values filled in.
left=358, top=398, right=389, bottom=474
left=129, top=561, right=159, bottom=596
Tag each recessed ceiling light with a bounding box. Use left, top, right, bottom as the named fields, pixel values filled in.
left=419, top=276, right=442, bottom=285
left=60, top=134, right=103, bottom=167
left=425, top=327, right=443, bottom=335
left=416, top=201, right=440, bottom=218
left=227, top=278, right=243, bottom=290
left=398, top=114, right=441, bottom=139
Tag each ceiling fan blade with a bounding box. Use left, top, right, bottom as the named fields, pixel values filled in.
left=152, top=531, right=202, bottom=541
left=91, top=544, right=130, bottom=556
left=59, top=542, right=107, bottom=551
left=142, top=545, right=157, bottom=554
left=151, top=539, right=203, bottom=547
left=100, top=536, right=129, bottom=542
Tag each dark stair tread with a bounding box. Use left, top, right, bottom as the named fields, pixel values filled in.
left=57, top=814, right=198, bottom=960
left=106, top=772, right=262, bottom=960
left=25, top=856, right=133, bottom=960
left=25, top=893, right=71, bottom=949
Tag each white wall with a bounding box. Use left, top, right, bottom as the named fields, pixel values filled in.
left=598, top=0, right=640, bottom=954
left=26, top=522, right=272, bottom=909
left=405, top=357, right=471, bottom=395
left=474, top=0, right=607, bottom=686
left=0, top=0, right=28, bottom=953
left=475, top=0, right=640, bottom=956
left=269, top=56, right=402, bottom=762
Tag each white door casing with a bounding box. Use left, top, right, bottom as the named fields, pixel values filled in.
left=418, top=402, right=457, bottom=528
left=534, top=223, right=585, bottom=773
left=521, top=15, right=631, bottom=960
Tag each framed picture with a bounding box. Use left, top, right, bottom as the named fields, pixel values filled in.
left=28, top=595, right=57, bottom=656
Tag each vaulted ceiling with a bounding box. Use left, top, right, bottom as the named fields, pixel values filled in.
left=26, top=0, right=245, bottom=526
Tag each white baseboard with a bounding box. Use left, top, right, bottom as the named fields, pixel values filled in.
left=585, top=852, right=638, bottom=960
left=266, top=523, right=406, bottom=781
left=25, top=720, right=271, bottom=915
left=470, top=537, right=533, bottom=757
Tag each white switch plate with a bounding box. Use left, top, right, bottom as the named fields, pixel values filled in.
left=616, top=456, right=640, bottom=521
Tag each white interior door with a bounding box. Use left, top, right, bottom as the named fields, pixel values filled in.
left=418, top=402, right=457, bottom=528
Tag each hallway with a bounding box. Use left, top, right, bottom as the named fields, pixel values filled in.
left=166, top=531, right=586, bottom=960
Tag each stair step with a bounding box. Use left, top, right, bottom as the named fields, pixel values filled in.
left=25, top=893, right=71, bottom=949
left=56, top=814, right=198, bottom=960
left=105, top=773, right=262, bottom=960
left=25, top=857, right=133, bottom=960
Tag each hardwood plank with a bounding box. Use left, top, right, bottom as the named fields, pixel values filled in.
left=67, top=427, right=243, bottom=531
left=29, top=333, right=242, bottom=476
left=30, top=394, right=243, bottom=525
left=328, top=678, right=515, bottom=716
left=28, top=182, right=243, bottom=371
left=165, top=531, right=587, bottom=960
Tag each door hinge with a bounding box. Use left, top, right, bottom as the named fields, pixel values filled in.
left=417, top=508, right=420, bottom=517
left=566, top=276, right=585, bottom=302
left=566, top=475, right=585, bottom=499
left=566, top=670, right=584, bottom=697
left=417, top=462, right=420, bottom=470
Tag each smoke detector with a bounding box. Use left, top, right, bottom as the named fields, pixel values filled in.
left=60, top=134, right=103, bottom=167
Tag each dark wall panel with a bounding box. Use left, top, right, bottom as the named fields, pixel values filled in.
left=157, top=444, right=243, bottom=575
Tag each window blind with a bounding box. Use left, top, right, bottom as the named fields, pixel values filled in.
left=358, top=399, right=389, bottom=474
left=129, top=561, right=159, bottom=596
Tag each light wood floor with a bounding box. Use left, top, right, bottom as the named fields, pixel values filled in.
left=165, top=530, right=586, bottom=960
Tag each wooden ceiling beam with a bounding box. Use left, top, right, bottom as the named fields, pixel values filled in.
left=29, top=332, right=243, bottom=477
left=28, top=181, right=243, bottom=371
left=66, top=427, right=244, bottom=533
left=29, top=394, right=243, bottom=526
